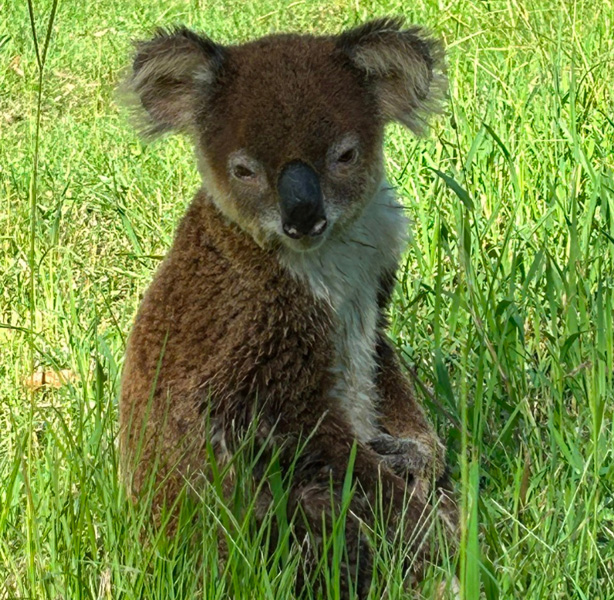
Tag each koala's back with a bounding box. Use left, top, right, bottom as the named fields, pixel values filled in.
left=119, top=191, right=335, bottom=504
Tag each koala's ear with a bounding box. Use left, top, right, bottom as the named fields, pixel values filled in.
left=126, top=27, right=225, bottom=136
left=337, top=17, right=447, bottom=134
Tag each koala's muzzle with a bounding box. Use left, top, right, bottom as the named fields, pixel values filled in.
left=277, top=161, right=327, bottom=239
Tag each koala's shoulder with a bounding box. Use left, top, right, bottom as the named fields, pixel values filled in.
left=136, top=192, right=319, bottom=333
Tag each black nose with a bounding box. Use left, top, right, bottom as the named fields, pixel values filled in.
left=277, top=161, right=327, bottom=239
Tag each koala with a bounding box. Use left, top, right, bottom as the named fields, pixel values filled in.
left=119, top=17, right=456, bottom=598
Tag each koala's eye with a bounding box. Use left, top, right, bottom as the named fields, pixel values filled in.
left=336, top=148, right=358, bottom=165
left=329, top=134, right=360, bottom=171
left=232, top=164, right=256, bottom=180
left=228, top=151, right=263, bottom=184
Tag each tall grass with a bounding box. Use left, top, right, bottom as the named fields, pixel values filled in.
left=1, top=0, right=612, bottom=598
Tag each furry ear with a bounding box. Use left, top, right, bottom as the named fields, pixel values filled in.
left=126, top=27, right=225, bottom=137
left=337, top=17, right=446, bottom=134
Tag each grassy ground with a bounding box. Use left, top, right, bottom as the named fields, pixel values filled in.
left=1, top=0, right=613, bottom=598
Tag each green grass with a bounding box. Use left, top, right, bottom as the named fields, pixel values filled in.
left=1, top=0, right=613, bottom=597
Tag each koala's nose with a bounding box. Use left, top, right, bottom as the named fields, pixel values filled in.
left=277, top=161, right=327, bottom=239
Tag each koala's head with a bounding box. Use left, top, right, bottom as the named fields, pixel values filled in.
left=127, top=18, right=446, bottom=252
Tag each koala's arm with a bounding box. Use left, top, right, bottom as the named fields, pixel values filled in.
left=374, top=335, right=435, bottom=439
left=372, top=272, right=446, bottom=483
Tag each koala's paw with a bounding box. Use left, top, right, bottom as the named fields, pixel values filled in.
left=368, top=433, right=445, bottom=491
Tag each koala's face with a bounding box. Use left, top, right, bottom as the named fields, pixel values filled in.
left=197, top=37, right=385, bottom=251
left=128, top=20, right=445, bottom=252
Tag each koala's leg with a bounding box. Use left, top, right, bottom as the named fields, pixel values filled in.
left=289, top=480, right=373, bottom=600
left=120, top=404, right=211, bottom=536
left=282, top=413, right=439, bottom=599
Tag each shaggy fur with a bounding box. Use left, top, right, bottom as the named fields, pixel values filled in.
left=120, top=17, right=455, bottom=598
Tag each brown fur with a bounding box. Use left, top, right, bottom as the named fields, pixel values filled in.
left=120, top=17, right=455, bottom=598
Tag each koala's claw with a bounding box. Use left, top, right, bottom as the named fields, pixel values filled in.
left=368, top=433, right=442, bottom=482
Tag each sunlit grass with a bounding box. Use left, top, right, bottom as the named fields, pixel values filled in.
left=1, top=0, right=613, bottom=598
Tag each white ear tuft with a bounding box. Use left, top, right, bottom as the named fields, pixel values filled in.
left=338, top=18, right=447, bottom=135
left=122, top=27, right=225, bottom=137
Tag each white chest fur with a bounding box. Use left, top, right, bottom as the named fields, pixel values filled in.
left=281, top=184, right=408, bottom=442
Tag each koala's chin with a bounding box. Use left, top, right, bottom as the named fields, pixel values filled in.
left=279, top=232, right=329, bottom=253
